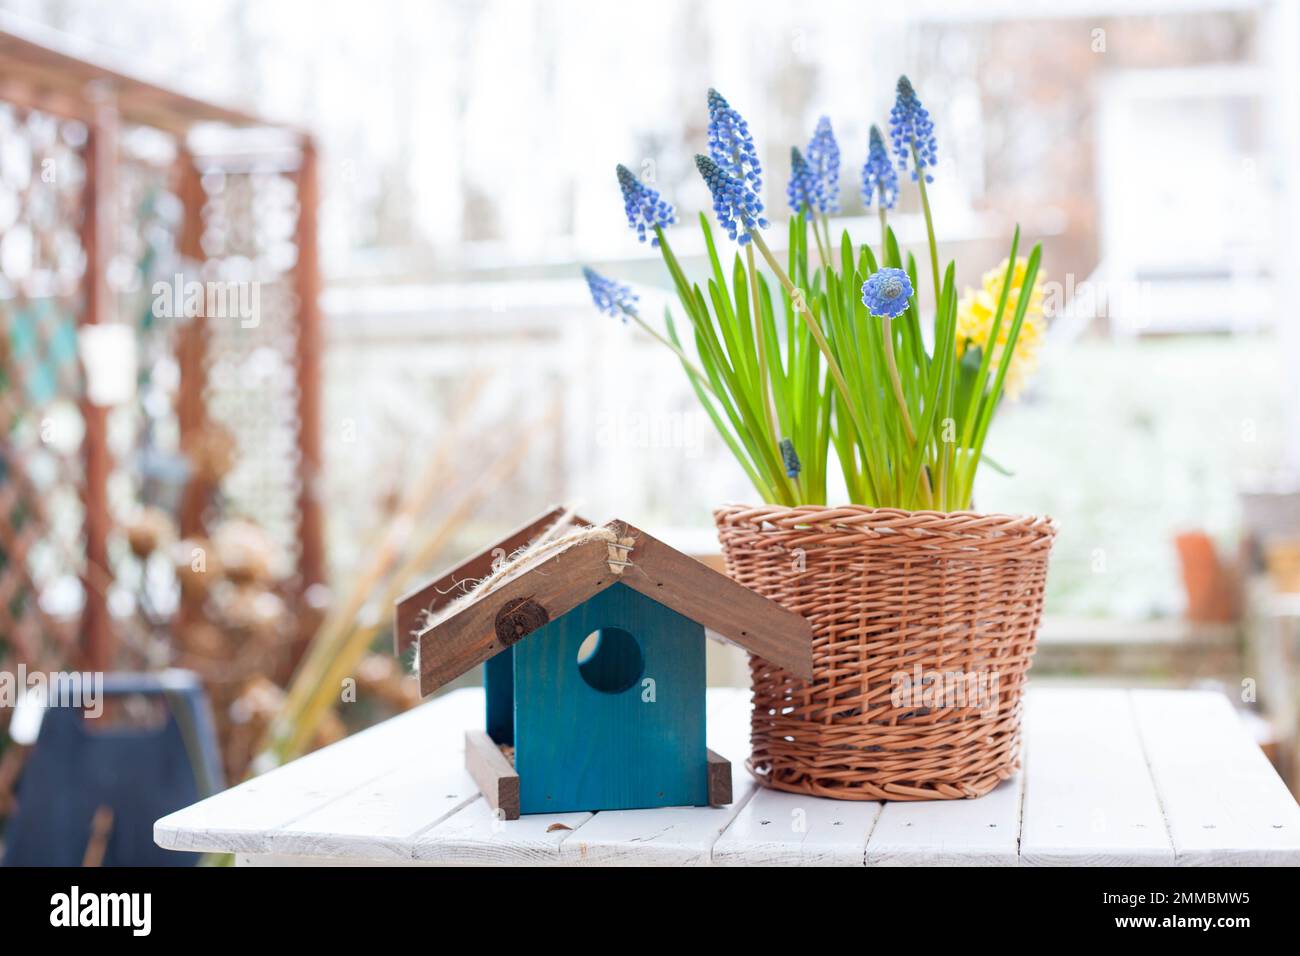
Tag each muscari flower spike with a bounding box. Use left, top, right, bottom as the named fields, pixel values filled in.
left=889, top=75, right=938, bottom=183
left=786, top=147, right=819, bottom=215
left=861, top=124, right=899, bottom=210
left=779, top=438, right=801, bottom=479
left=696, top=154, right=768, bottom=245
left=616, top=164, right=676, bottom=246
left=707, top=88, right=762, bottom=191
left=583, top=266, right=639, bottom=323
left=861, top=267, right=914, bottom=318
left=805, top=116, right=840, bottom=214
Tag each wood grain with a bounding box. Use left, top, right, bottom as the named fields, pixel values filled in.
left=1019, top=689, right=1172, bottom=866
left=706, top=750, right=732, bottom=807
left=417, top=535, right=613, bottom=695
left=153, top=691, right=482, bottom=855
left=394, top=506, right=585, bottom=656
left=414, top=798, right=591, bottom=866
left=866, top=775, right=1020, bottom=866
left=464, top=730, right=520, bottom=821
left=513, top=584, right=707, bottom=812
left=77, top=97, right=115, bottom=672
left=0, top=17, right=282, bottom=130
left=1131, top=689, right=1300, bottom=865
left=616, top=522, right=815, bottom=679
left=415, top=518, right=815, bottom=695
left=558, top=788, right=759, bottom=866
left=714, top=787, right=881, bottom=866
left=290, top=138, right=326, bottom=664
left=274, top=763, right=478, bottom=861
left=155, top=687, right=1300, bottom=867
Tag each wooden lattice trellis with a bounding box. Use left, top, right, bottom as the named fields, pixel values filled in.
left=0, top=23, right=324, bottom=683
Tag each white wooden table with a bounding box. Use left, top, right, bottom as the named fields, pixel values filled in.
left=155, top=687, right=1300, bottom=866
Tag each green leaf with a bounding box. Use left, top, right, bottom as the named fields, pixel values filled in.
left=957, top=226, right=1020, bottom=469
left=666, top=308, right=769, bottom=498
left=623, top=210, right=1037, bottom=511
left=962, top=242, right=1042, bottom=505
left=980, top=450, right=1014, bottom=477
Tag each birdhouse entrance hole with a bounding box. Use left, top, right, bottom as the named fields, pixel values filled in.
left=576, top=627, right=644, bottom=694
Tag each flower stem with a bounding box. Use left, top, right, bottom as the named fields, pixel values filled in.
left=806, top=205, right=830, bottom=272
left=912, top=146, right=942, bottom=308
left=881, top=315, right=917, bottom=446
left=746, top=243, right=782, bottom=450
left=626, top=311, right=715, bottom=394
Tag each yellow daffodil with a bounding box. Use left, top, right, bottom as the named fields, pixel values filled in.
left=956, top=257, right=1047, bottom=400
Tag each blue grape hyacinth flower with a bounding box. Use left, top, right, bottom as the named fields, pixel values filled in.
left=861, top=267, right=914, bottom=318
left=861, top=124, right=899, bottom=209
left=779, top=438, right=801, bottom=479
left=707, top=88, right=762, bottom=192
left=616, top=164, right=676, bottom=245
left=805, top=116, right=840, bottom=214
left=583, top=266, right=639, bottom=323
left=786, top=147, right=819, bottom=215
left=889, top=76, right=938, bottom=183
left=696, top=154, right=768, bottom=245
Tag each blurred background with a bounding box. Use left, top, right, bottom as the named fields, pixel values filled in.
left=3, top=0, right=1300, bottom=862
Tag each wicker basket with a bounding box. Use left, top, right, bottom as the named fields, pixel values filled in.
left=714, top=504, right=1057, bottom=801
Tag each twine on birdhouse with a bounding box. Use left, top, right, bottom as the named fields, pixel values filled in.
left=409, top=513, right=638, bottom=670
left=605, top=532, right=635, bottom=574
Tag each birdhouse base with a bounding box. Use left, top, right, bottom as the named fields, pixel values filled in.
left=463, top=730, right=731, bottom=821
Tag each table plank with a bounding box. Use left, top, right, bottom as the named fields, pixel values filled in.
left=866, top=775, right=1021, bottom=866
left=714, top=788, right=881, bottom=866
left=272, top=763, right=479, bottom=861
left=558, top=783, right=757, bottom=866
left=1132, top=689, right=1300, bottom=866
left=154, top=686, right=1300, bottom=867
left=412, top=797, right=592, bottom=865
left=154, top=689, right=481, bottom=855
left=236, top=852, right=438, bottom=867
left=1020, top=689, right=1174, bottom=866
left=272, top=696, right=490, bottom=860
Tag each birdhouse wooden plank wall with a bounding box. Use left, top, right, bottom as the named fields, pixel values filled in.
left=513, top=582, right=707, bottom=813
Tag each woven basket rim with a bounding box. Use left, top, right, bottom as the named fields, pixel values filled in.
left=713, top=502, right=1058, bottom=542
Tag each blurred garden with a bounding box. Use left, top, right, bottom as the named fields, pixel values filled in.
left=3, top=0, right=1300, bottom=867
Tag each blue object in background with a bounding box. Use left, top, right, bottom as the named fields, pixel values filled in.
left=2, top=669, right=224, bottom=867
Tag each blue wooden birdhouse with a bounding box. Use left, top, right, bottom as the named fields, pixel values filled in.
left=396, top=509, right=813, bottom=819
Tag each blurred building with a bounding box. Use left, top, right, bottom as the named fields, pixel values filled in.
left=2, top=0, right=1296, bottom=627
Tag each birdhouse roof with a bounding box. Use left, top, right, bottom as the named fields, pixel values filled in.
left=396, top=508, right=814, bottom=697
